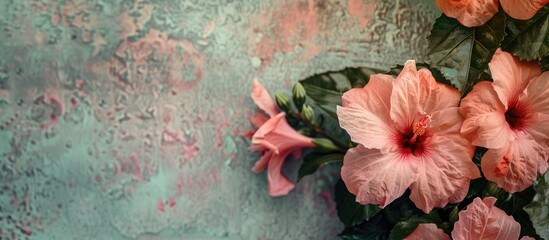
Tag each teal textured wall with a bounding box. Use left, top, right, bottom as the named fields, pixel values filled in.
left=0, top=0, right=438, bottom=239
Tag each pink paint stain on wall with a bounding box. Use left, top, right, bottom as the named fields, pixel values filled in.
left=111, top=29, right=206, bottom=93
left=347, top=0, right=378, bottom=30
left=118, top=0, right=154, bottom=39
left=159, top=127, right=200, bottom=168
left=28, top=89, right=65, bottom=131
left=248, top=0, right=323, bottom=65
left=174, top=168, right=221, bottom=200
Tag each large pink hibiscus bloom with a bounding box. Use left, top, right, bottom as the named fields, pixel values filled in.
left=436, top=0, right=549, bottom=27
left=460, top=49, right=549, bottom=192
left=250, top=80, right=315, bottom=196
left=337, top=60, right=480, bottom=213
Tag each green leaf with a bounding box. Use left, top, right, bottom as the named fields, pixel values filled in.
left=466, top=178, right=487, bottom=199
left=472, top=147, right=488, bottom=166
left=541, top=55, right=549, bottom=71
left=338, top=214, right=392, bottom=240
left=335, top=179, right=382, bottom=227
left=299, top=67, right=384, bottom=106
left=382, top=190, right=422, bottom=225
left=315, top=108, right=351, bottom=148
left=297, top=152, right=343, bottom=181
left=503, top=6, right=549, bottom=61
left=427, top=12, right=506, bottom=95
left=388, top=211, right=444, bottom=240
left=524, top=173, right=549, bottom=238
left=496, top=185, right=541, bottom=239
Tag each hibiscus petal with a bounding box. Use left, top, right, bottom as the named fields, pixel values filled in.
left=252, top=151, right=271, bottom=173
left=390, top=60, right=420, bottom=130
left=462, top=112, right=513, bottom=149
left=342, top=73, right=393, bottom=123
left=490, top=49, right=541, bottom=109
left=267, top=152, right=295, bottom=197
left=404, top=223, right=450, bottom=240
left=460, top=81, right=512, bottom=149
left=337, top=106, right=396, bottom=151
left=409, top=135, right=480, bottom=213
left=251, top=113, right=281, bottom=153
left=435, top=0, right=498, bottom=27
left=522, top=72, right=549, bottom=114
left=501, top=0, right=549, bottom=20
left=481, top=133, right=541, bottom=192
left=448, top=180, right=471, bottom=204
left=390, top=61, right=460, bottom=132
left=417, top=69, right=461, bottom=114
left=452, top=197, right=521, bottom=240
left=341, top=144, right=417, bottom=208
left=523, top=113, right=549, bottom=146
left=251, top=79, right=279, bottom=117
left=430, top=107, right=468, bottom=142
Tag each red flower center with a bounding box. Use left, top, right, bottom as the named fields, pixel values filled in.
left=505, top=103, right=526, bottom=131
left=399, top=113, right=431, bottom=156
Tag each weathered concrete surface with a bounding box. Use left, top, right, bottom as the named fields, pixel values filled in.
left=0, top=0, right=439, bottom=239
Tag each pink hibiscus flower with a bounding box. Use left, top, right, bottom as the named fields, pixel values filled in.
left=250, top=79, right=315, bottom=196
left=337, top=60, right=480, bottom=213
left=452, top=197, right=520, bottom=240
left=460, top=49, right=549, bottom=192
left=436, top=0, right=549, bottom=27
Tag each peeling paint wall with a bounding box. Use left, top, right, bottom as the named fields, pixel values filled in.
left=0, top=0, right=439, bottom=239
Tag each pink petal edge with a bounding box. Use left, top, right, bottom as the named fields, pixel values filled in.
left=341, top=144, right=417, bottom=208
left=404, top=223, right=450, bottom=240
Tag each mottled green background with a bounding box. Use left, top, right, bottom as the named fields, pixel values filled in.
left=0, top=0, right=438, bottom=239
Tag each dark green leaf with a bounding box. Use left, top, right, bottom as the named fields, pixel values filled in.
left=472, top=147, right=487, bottom=166
left=466, top=178, right=487, bottom=199
left=427, top=12, right=506, bottom=95
left=496, top=185, right=541, bottom=239
left=298, top=152, right=343, bottom=181
left=524, top=173, right=549, bottom=238
left=388, top=211, right=444, bottom=240
left=335, top=179, right=382, bottom=227
left=503, top=6, right=549, bottom=61
left=299, top=67, right=384, bottom=106
left=541, top=55, right=549, bottom=71
left=338, top=214, right=392, bottom=240
left=514, top=208, right=542, bottom=240
left=315, top=107, right=351, bottom=148
left=383, top=190, right=421, bottom=225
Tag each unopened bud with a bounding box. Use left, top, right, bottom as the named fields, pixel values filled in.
left=301, top=104, right=314, bottom=123
left=292, top=82, right=306, bottom=111
left=297, top=128, right=312, bottom=136
left=274, top=92, right=291, bottom=113
left=312, top=138, right=340, bottom=151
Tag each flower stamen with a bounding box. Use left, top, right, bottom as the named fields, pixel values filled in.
left=409, top=113, right=432, bottom=144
